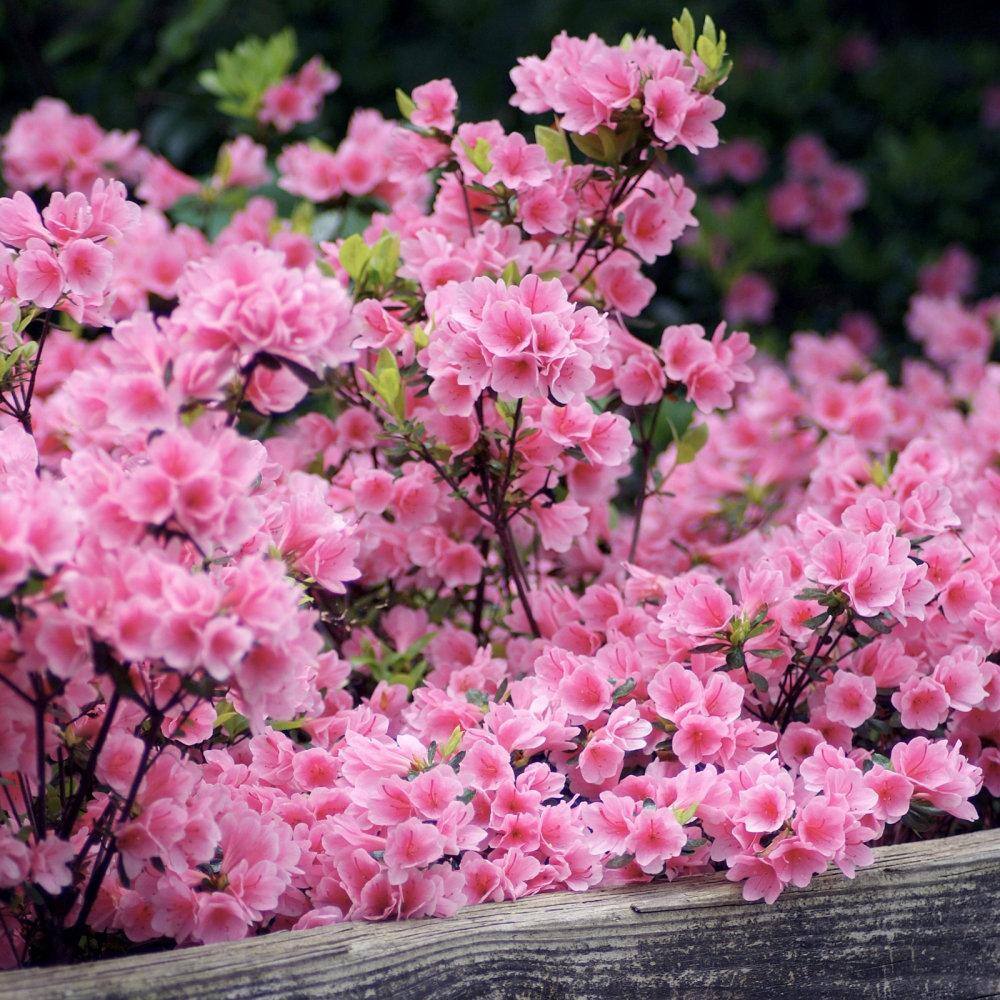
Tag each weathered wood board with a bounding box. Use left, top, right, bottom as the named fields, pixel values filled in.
left=2, top=828, right=999, bottom=999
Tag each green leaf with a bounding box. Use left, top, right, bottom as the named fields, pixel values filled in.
left=748, top=671, right=769, bottom=693
left=869, top=459, right=890, bottom=488
left=339, top=234, right=371, bottom=282
left=862, top=614, right=893, bottom=635
left=696, top=44, right=717, bottom=78
left=673, top=801, right=699, bottom=824
left=725, top=647, right=746, bottom=670
left=441, top=725, right=463, bottom=758
left=796, top=588, right=829, bottom=600
left=289, top=199, right=315, bottom=235
left=569, top=125, right=624, bottom=165
left=465, top=689, right=489, bottom=710
left=702, top=15, right=718, bottom=47
left=368, top=233, right=401, bottom=287
left=270, top=715, right=309, bottom=732
left=495, top=398, right=516, bottom=427
left=674, top=422, right=709, bottom=465
left=389, top=661, right=428, bottom=692
left=372, top=348, right=405, bottom=421
left=605, top=852, right=635, bottom=869
left=463, top=137, right=492, bottom=174
left=750, top=648, right=784, bottom=660
left=696, top=22, right=724, bottom=73
left=394, top=631, right=436, bottom=662
left=713, top=55, right=733, bottom=89
left=803, top=612, right=830, bottom=629
left=14, top=307, right=39, bottom=334
left=360, top=364, right=404, bottom=421
left=672, top=8, right=696, bottom=56
left=500, top=261, right=521, bottom=286
left=691, top=642, right=728, bottom=654
left=214, top=146, right=233, bottom=185
left=534, top=124, right=571, bottom=164
left=0, top=341, right=39, bottom=383
left=213, top=700, right=249, bottom=738
left=395, top=87, right=416, bottom=121
left=200, top=29, right=297, bottom=120
left=612, top=678, right=636, bottom=700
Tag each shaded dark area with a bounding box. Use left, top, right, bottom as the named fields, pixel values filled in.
left=1, top=0, right=997, bottom=346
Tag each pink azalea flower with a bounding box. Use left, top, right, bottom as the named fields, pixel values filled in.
left=626, top=806, right=686, bottom=872
left=410, top=79, right=458, bottom=132
left=384, top=819, right=446, bottom=885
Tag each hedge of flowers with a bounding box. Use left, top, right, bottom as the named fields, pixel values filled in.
left=0, top=14, right=997, bottom=967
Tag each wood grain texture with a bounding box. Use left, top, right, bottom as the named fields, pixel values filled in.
left=3, top=829, right=999, bottom=1000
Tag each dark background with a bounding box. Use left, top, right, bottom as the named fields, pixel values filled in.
left=2, top=0, right=997, bottom=349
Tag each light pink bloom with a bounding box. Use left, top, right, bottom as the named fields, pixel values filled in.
left=410, top=79, right=458, bottom=132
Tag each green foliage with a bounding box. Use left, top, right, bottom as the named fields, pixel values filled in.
left=0, top=341, right=38, bottom=387
left=534, top=124, right=571, bottom=164
left=395, top=87, right=416, bottom=121
left=199, top=28, right=297, bottom=119
left=462, top=137, right=492, bottom=173
left=672, top=9, right=696, bottom=56
left=673, top=801, right=699, bottom=824
left=500, top=260, right=522, bottom=286
left=360, top=347, right=407, bottom=422
left=672, top=421, right=709, bottom=466
left=694, top=14, right=731, bottom=91
left=570, top=122, right=640, bottom=165
left=351, top=631, right=435, bottom=691
left=338, top=233, right=370, bottom=282
left=339, top=231, right=401, bottom=294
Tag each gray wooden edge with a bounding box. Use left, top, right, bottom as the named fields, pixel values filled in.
left=3, top=828, right=999, bottom=1000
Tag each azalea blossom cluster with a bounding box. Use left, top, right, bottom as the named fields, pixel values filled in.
left=767, top=134, right=867, bottom=246
left=0, top=16, right=997, bottom=971
left=681, top=131, right=868, bottom=332
left=258, top=56, right=340, bottom=134
left=510, top=29, right=725, bottom=148
left=0, top=98, right=203, bottom=219
left=697, top=136, right=768, bottom=186
left=0, top=99, right=146, bottom=194
left=0, top=183, right=140, bottom=316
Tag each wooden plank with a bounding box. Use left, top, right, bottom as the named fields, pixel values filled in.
left=2, top=829, right=999, bottom=999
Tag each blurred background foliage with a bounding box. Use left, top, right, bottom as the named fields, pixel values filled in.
left=1, top=0, right=997, bottom=351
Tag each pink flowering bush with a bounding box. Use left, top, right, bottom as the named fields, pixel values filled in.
left=0, top=13, right=997, bottom=968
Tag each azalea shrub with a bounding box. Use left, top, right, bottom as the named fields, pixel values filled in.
left=0, top=13, right=998, bottom=968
